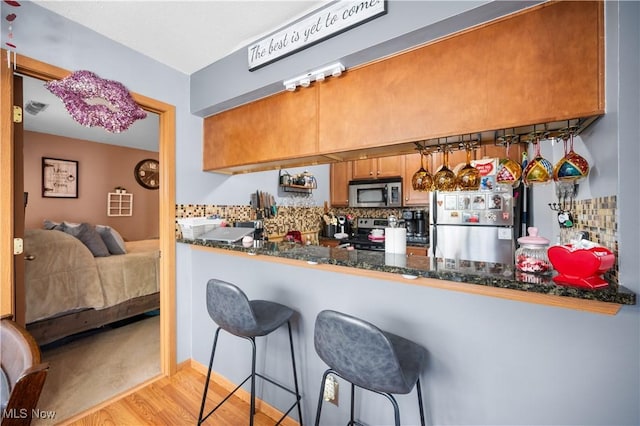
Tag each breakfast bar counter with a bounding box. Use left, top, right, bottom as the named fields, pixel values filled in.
left=179, top=238, right=635, bottom=315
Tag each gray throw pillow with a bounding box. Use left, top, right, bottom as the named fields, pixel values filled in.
left=61, top=221, right=83, bottom=237
left=68, top=223, right=110, bottom=257
left=43, top=219, right=65, bottom=231
left=96, top=225, right=127, bottom=255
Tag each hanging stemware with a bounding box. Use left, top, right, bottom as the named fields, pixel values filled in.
left=434, top=145, right=457, bottom=191
left=522, top=132, right=553, bottom=186
left=552, top=128, right=570, bottom=181
left=456, top=142, right=481, bottom=190
left=411, top=144, right=433, bottom=192
left=553, top=126, right=590, bottom=181
left=496, top=133, right=522, bottom=187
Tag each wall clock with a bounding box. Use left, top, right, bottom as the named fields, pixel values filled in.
left=134, top=159, right=159, bottom=190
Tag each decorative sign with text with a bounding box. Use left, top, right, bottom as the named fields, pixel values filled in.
left=248, top=0, right=387, bottom=70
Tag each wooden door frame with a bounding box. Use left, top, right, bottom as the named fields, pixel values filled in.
left=0, top=52, right=177, bottom=376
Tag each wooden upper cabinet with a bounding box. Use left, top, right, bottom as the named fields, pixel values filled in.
left=203, top=1, right=602, bottom=174
left=330, top=161, right=352, bottom=207
left=203, top=87, right=319, bottom=172
left=352, top=156, right=405, bottom=179
left=318, top=1, right=603, bottom=153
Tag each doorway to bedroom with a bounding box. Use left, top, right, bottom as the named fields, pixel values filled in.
left=1, top=55, right=176, bottom=423
left=19, top=72, right=161, bottom=423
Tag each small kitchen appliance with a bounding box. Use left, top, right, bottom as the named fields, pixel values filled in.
left=402, top=210, right=416, bottom=236
left=348, top=178, right=402, bottom=208
left=414, top=210, right=427, bottom=238
left=402, top=210, right=428, bottom=247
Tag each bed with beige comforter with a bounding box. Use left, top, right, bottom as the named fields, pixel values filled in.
left=23, top=229, right=160, bottom=343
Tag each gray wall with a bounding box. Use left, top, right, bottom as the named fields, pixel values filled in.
left=8, top=1, right=639, bottom=424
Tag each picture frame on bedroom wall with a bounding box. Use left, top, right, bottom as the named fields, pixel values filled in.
left=42, top=157, right=78, bottom=198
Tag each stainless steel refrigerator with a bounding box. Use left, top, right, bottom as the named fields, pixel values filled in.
left=429, top=188, right=522, bottom=264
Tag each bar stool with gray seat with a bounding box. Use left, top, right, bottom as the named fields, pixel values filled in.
left=198, top=279, right=303, bottom=425
left=314, top=309, right=427, bottom=426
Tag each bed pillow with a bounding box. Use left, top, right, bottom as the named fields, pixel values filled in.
left=43, top=220, right=82, bottom=234
left=43, top=219, right=64, bottom=231
left=96, top=225, right=127, bottom=255
left=66, top=223, right=110, bottom=257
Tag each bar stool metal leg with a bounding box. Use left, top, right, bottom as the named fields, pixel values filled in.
left=198, top=327, right=221, bottom=425
left=416, top=378, right=426, bottom=426
left=314, top=369, right=331, bottom=426
left=250, top=337, right=257, bottom=425
left=287, top=321, right=304, bottom=424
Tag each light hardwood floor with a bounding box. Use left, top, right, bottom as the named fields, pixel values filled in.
left=64, top=364, right=292, bottom=425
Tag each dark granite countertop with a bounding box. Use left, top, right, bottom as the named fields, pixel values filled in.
left=179, top=238, right=636, bottom=307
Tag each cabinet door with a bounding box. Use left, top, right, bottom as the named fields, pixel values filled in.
left=352, top=159, right=376, bottom=179
left=377, top=156, right=404, bottom=178
left=203, top=87, right=318, bottom=171
left=403, top=153, right=430, bottom=206
left=330, top=162, right=352, bottom=207
left=353, top=156, right=405, bottom=179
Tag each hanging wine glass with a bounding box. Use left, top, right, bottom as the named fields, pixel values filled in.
left=553, top=126, right=590, bottom=181
left=411, top=145, right=433, bottom=191
left=434, top=145, right=457, bottom=191
left=552, top=129, right=570, bottom=181
left=496, top=133, right=522, bottom=187
left=523, top=132, right=553, bottom=186
left=456, top=142, right=481, bottom=190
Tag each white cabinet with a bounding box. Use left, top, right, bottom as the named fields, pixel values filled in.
left=107, top=192, right=133, bottom=217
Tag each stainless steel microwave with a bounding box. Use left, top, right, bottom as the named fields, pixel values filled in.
left=348, top=178, right=402, bottom=208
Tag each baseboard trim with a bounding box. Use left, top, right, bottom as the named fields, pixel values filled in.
left=189, top=358, right=300, bottom=426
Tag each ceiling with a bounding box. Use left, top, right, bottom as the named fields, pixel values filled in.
left=23, top=1, right=327, bottom=151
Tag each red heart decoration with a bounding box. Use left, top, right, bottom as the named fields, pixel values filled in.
left=6, top=13, right=16, bottom=22
left=548, top=246, right=600, bottom=278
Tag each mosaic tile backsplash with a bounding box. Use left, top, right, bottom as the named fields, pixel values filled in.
left=174, top=204, right=416, bottom=240
left=177, top=195, right=618, bottom=284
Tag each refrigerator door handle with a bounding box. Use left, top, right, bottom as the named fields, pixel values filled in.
left=431, top=226, right=437, bottom=257
left=431, top=191, right=437, bottom=223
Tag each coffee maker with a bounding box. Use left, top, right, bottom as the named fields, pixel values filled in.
left=403, top=209, right=428, bottom=245
left=402, top=210, right=417, bottom=237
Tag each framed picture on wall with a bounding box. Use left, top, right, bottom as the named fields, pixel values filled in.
left=42, top=157, right=78, bottom=198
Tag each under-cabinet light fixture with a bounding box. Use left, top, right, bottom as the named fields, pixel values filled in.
left=283, top=62, right=345, bottom=92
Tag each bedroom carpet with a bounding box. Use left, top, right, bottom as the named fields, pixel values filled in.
left=34, top=315, right=161, bottom=425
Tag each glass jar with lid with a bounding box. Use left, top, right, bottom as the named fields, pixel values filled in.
left=515, top=227, right=552, bottom=274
